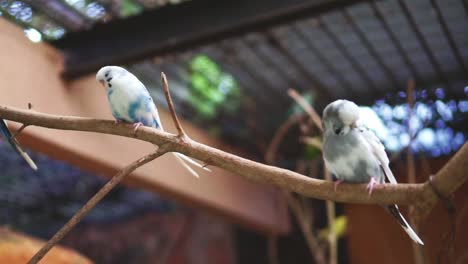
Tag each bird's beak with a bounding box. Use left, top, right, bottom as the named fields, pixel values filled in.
left=98, top=79, right=105, bottom=86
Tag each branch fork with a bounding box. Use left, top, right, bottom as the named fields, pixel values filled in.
left=26, top=72, right=193, bottom=264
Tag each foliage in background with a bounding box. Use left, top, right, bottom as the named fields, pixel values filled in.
left=188, top=54, right=242, bottom=120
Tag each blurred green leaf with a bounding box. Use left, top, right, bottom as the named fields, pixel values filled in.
left=188, top=54, right=242, bottom=120
left=304, top=142, right=321, bottom=160
left=120, top=0, right=143, bottom=17
left=318, top=216, right=347, bottom=241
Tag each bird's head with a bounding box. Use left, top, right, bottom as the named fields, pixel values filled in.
left=96, top=66, right=128, bottom=88
left=322, top=99, right=360, bottom=135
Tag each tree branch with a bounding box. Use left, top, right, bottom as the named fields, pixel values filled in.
left=265, top=113, right=304, bottom=164
left=287, top=89, right=323, bottom=132
left=0, top=105, right=466, bottom=206
left=285, top=192, right=326, bottom=264
left=324, top=169, right=337, bottom=264
left=288, top=88, right=337, bottom=264
left=27, top=149, right=167, bottom=264
left=265, top=113, right=325, bottom=263
left=161, top=72, right=186, bottom=137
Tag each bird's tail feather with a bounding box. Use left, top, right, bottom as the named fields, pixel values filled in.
left=17, top=147, right=38, bottom=171
left=381, top=164, right=397, bottom=184
left=173, top=153, right=211, bottom=178
left=176, top=153, right=211, bottom=172
left=387, top=205, right=424, bottom=245
left=0, top=119, right=38, bottom=170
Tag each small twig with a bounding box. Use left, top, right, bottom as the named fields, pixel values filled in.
left=27, top=149, right=167, bottom=264
left=390, top=127, right=423, bottom=163
left=11, top=103, right=33, bottom=139
left=287, top=88, right=323, bottom=132
left=161, top=72, right=186, bottom=137
left=285, top=192, right=326, bottom=264
left=159, top=212, right=195, bottom=264
left=11, top=123, right=29, bottom=139
left=406, top=79, right=427, bottom=264
left=265, top=113, right=304, bottom=164
left=267, top=235, right=280, bottom=264
left=288, top=88, right=337, bottom=263
left=324, top=169, right=337, bottom=264
left=265, top=114, right=325, bottom=264
left=407, top=79, right=417, bottom=185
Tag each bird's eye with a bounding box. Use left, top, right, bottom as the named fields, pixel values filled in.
left=334, top=127, right=342, bottom=135
left=105, top=73, right=109, bottom=77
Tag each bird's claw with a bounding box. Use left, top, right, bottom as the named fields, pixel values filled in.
left=334, top=180, right=344, bottom=192
left=133, top=122, right=143, bottom=134
left=366, top=178, right=379, bottom=196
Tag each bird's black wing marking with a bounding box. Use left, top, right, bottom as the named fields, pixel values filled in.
left=0, top=119, right=19, bottom=152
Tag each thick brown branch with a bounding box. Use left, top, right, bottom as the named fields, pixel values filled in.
left=161, top=72, right=186, bottom=137
left=1, top=105, right=466, bottom=206
left=27, top=149, right=166, bottom=264
left=428, top=142, right=468, bottom=199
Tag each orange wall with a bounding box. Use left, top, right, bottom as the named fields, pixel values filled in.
left=0, top=19, right=289, bottom=234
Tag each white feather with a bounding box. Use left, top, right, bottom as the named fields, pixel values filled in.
left=394, top=205, right=424, bottom=245
left=175, top=153, right=211, bottom=172
left=19, top=150, right=38, bottom=171
left=174, top=153, right=200, bottom=178
left=359, top=125, right=397, bottom=184
left=338, top=100, right=361, bottom=126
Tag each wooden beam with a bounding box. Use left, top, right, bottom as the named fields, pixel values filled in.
left=51, top=0, right=368, bottom=78
left=0, top=19, right=289, bottom=235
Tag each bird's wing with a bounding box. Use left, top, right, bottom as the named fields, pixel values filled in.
left=149, top=100, right=163, bottom=130
left=135, top=82, right=163, bottom=130
left=359, top=126, right=397, bottom=184
left=129, top=77, right=210, bottom=177
left=0, top=119, right=38, bottom=170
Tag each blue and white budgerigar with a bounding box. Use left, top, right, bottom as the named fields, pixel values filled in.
left=0, top=119, right=37, bottom=170
left=96, top=66, right=210, bottom=178
left=322, top=99, right=423, bottom=245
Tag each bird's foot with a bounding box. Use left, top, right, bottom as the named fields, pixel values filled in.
left=366, top=177, right=379, bottom=196
left=114, top=119, right=123, bottom=125
left=133, top=122, right=143, bottom=134
left=334, top=180, right=344, bottom=192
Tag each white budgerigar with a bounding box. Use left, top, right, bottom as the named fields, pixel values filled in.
left=96, top=66, right=210, bottom=178
left=322, top=99, right=423, bottom=245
